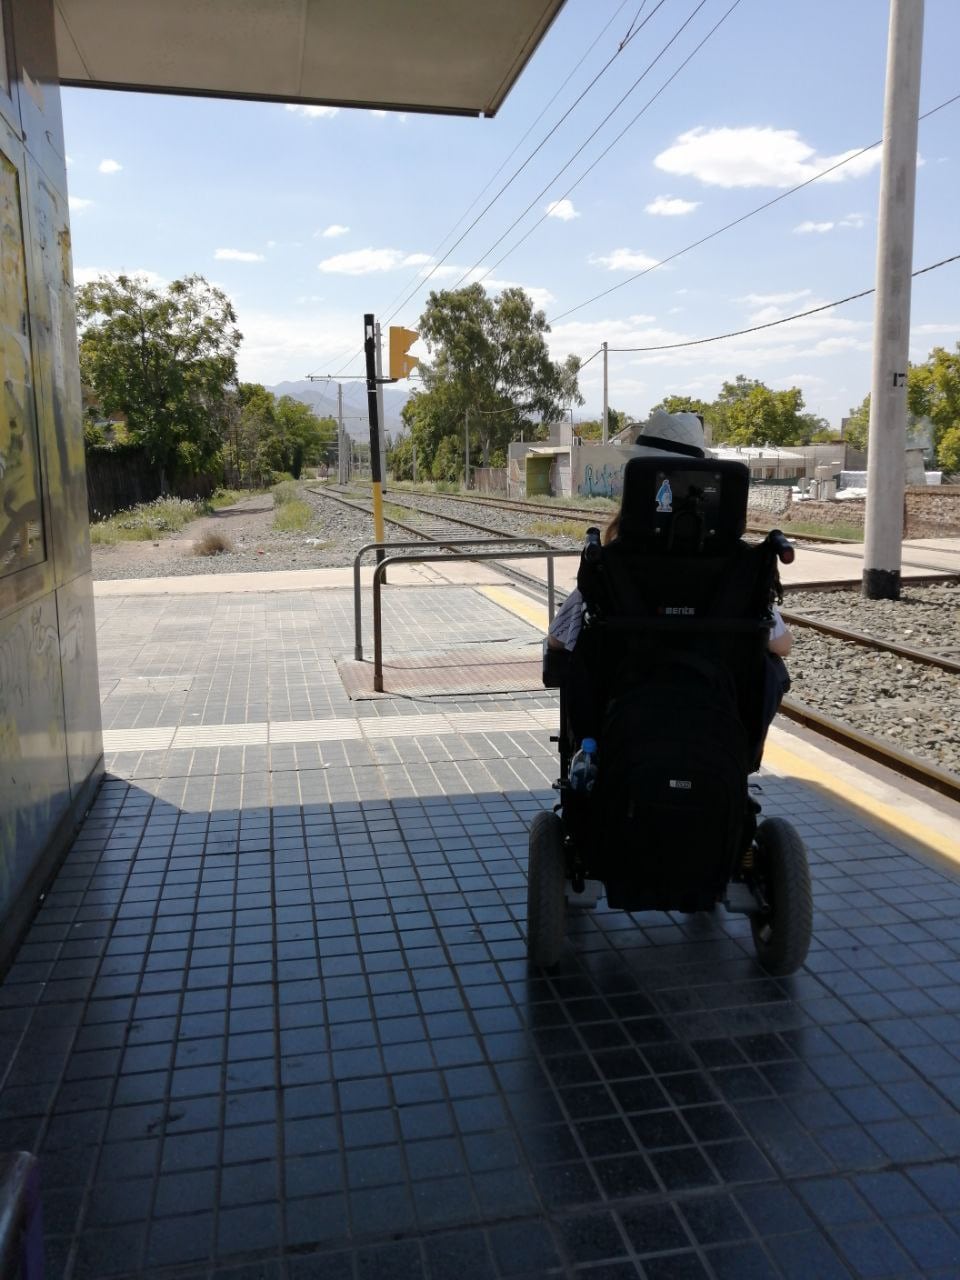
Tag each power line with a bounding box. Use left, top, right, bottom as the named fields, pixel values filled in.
left=594, top=251, right=960, bottom=353
left=551, top=88, right=960, bottom=325
left=370, top=0, right=635, bottom=325
left=378, top=0, right=671, bottom=330
left=449, top=0, right=718, bottom=295
left=477, top=0, right=742, bottom=287
left=320, top=0, right=657, bottom=380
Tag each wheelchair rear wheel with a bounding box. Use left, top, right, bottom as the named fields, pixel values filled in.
left=527, top=811, right=566, bottom=967
left=749, top=817, right=813, bottom=976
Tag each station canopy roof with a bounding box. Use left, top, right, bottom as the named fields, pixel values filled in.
left=54, top=0, right=566, bottom=117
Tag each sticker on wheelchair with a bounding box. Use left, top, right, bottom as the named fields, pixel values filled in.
left=655, top=478, right=673, bottom=512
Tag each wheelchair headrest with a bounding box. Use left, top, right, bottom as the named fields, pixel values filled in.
left=616, top=455, right=750, bottom=555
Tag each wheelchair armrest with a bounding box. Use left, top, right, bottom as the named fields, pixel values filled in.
left=542, top=639, right=569, bottom=688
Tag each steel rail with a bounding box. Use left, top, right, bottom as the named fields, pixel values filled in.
left=778, top=696, right=960, bottom=803
left=309, top=483, right=574, bottom=611
left=781, top=610, right=960, bottom=674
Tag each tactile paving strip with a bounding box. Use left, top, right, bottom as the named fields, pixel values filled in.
left=337, top=645, right=544, bottom=699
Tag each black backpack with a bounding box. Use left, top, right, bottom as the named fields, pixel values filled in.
left=595, top=652, right=750, bottom=912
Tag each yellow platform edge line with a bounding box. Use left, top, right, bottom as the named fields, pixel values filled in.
left=479, top=585, right=550, bottom=632
left=480, top=580, right=959, bottom=874
left=762, top=739, right=959, bottom=870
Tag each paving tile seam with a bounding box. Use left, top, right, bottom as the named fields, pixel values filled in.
left=102, top=709, right=560, bottom=753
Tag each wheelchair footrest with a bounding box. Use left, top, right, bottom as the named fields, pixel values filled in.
left=566, top=879, right=602, bottom=909
left=724, top=882, right=761, bottom=914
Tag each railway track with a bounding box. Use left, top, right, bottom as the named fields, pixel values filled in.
left=304, top=483, right=575, bottom=603
left=343, top=481, right=860, bottom=545
left=308, top=483, right=960, bottom=799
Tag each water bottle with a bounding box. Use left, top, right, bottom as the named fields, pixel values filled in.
left=569, top=738, right=599, bottom=795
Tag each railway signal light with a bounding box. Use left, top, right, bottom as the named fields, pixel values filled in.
left=389, top=326, right=419, bottom=380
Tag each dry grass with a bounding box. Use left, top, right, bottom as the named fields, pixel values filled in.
left=527, top=517, right=590, bottom=540
left=273, top=499, right=314, bottom=532
left=89, top=497, right=200, bottom=544
left=192, top=531, right=234, bottom=557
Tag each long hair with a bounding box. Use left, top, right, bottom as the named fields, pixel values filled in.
left=603, top=512, right=620, bottom=544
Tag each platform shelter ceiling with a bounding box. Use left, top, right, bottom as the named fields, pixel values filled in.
left=54, top=0, right=566, bottom=117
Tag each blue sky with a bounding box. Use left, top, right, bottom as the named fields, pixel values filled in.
left=62, top=0, right=959, bottom=427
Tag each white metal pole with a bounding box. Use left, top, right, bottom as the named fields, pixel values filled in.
left=602, top=341, right=609, bottom=445
left=863, top=0, right=924, bottom=600
left=464, top=409, right=470, bottom=489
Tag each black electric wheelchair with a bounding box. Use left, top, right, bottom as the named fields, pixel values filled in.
left=528, top=455, right=813, bottom=975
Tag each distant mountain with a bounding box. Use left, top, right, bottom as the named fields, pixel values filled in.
left=268, top=378, right=413, bottom=440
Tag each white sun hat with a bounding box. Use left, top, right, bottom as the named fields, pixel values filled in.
left=635, top=409, right=706, bottom=458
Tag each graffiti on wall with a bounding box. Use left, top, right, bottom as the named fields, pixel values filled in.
left=0, top=146, right=45, bottom=578
left=581, top=462, right=626, bottom=499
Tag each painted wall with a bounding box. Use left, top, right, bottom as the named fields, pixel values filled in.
left=572, top=444, right=641, bottom=499
left=0, top=0, right=103, bottom=967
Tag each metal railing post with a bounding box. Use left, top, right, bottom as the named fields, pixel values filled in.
left=352, top=536, right=553, bottom=663
left=370, top=548, right=580, bottom=694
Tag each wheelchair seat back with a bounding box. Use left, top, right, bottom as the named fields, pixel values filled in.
left=566, top=457, right=778, bottom=910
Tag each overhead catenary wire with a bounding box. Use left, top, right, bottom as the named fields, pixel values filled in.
left=586, top=251, right=960, bottom=355
left=449, top=0, right=722, bottom=294
left=370, top=0, right=635, bottom=324
left=377, top=0, right=671, bottom=330
left=551, top=88, right=960, bottom=324
left=476, top=0, right=743, bottom=287
left=320, top=0, right=658, bottom=379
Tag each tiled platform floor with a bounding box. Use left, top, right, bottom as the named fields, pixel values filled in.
left=3, top=586, right=960, bottom=1279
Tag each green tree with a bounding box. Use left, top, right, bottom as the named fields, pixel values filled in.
left=937, top=425, right=960, bottom=474
left=908, top=344, right=960, bottom=458
left=230, top=384, right=335, bottom=482
left=843, top=395, right=870, bottom=452
left=77, top=273, right=241, bottom=483
left=431, top=435, right=463, bottom=482
left=576, top=407, right=628, bottom=441
left=404, top=284, right=582, bottom=477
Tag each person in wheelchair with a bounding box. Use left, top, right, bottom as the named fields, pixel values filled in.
left=546, top=410, right=793, bottom=765
left=528, top=419, right=812, bottom=976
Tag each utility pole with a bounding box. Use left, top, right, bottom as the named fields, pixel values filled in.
left=364, top=314, right=387, bottom=562
left=375, top=321, right=388, bottom=494
left=602, top=341, right=609, bottom=445
left=412, top=441, right=417, bottom=484
left=863, top=0, right=924, bottom=600
left=464, top=409, right=470, bottom=489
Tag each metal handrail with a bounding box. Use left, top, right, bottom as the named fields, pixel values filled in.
left=371, top=548, right=581, bottom=692
left=352, top=537, right=553, bottom=660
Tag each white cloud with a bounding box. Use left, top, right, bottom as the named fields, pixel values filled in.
left=284, top=103, right=339, bottom=119
left=317, top=224, right=350, bottom=238
left=317, top=247, right=429, bottom=274
left=545, top=198, right=580, bottom=221
left=371, top=110, right=387, bottom=118
left=66, top=154, right=74, bottom=166
left=645, top=194, right=699, bottom=216
left=68, top=196, right=93, bottom=213
left=912, top=321, right=960, bottom=334
left=215, top=248, right=265, bottom=262
left=590, top=248, right=660, bottom=272
left=73, top=266, right=166, bottom=288
left=794, top=211, right=866, bottom=234
left=482, top=278, right=554, bottom=309
left=98, top=158, right=122, bottom=174
left=737, top=289, right=812, bottom=306
left=655, top=126, right=882, bottom=189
